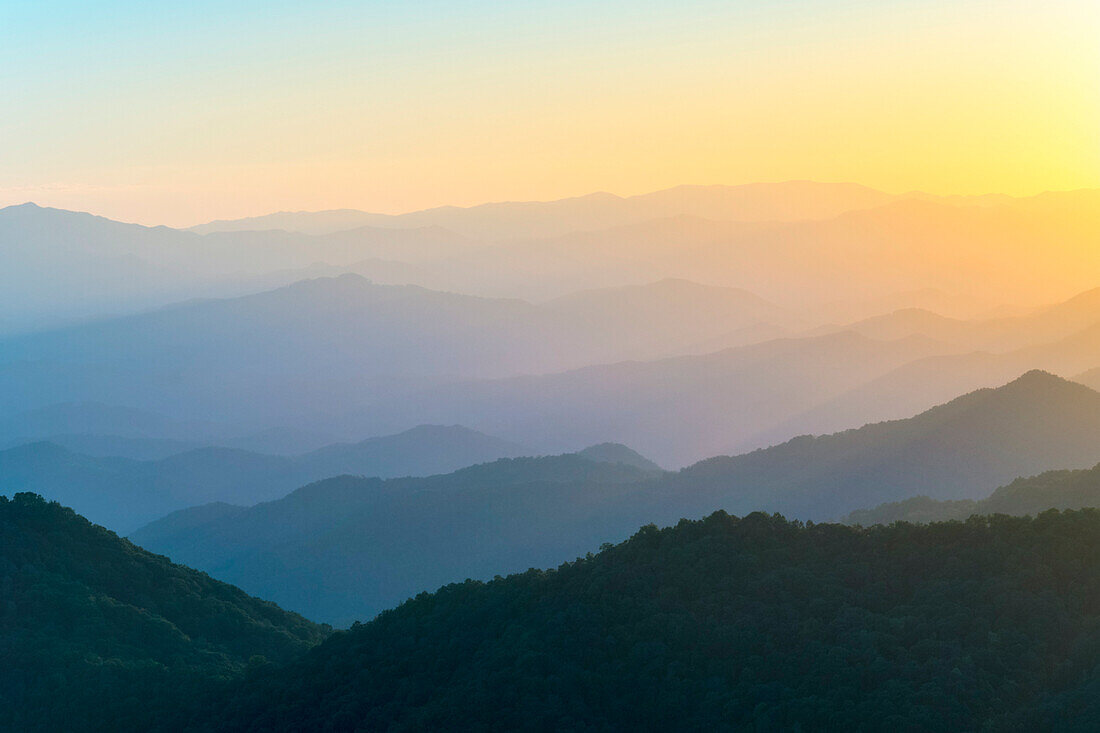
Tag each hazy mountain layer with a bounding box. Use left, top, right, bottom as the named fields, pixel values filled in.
left=131, top=372, right=1100, bottom=623
left=333, top=331, right=962, bottom=467
left=0, top=202, right=472, bottom=333
left=8, top=190, right=1100, bottom=459
left=9, top=186, right=1100, bottom=333
left=348, top=284, right=1100, bottom=467
left=131, top=453, right=662, bottom=623
left=188, top=181, right=897, bottom=238
left=0, top=425, right=528, bottom=532
left=845, top=462, right=1100, bottom=525
left=329, top=189, right=1100, bottom=305
left=0, top=274, right=806, bottom=428
left=661, top=371, right=1100, bottom=520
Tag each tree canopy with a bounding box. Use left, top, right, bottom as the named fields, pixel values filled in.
left=203, top=509, right=1100, bottom=731
left=0, top=493, right=328, bottom=731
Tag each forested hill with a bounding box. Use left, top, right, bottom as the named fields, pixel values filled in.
left=0, top=493, right=328, bottom=732
left=845, top=462, right=1100, bottom=525
left=204, top=510, right=1100, bottom=731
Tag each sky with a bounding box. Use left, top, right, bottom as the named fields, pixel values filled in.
left=1, top=0, right=1097, bottom=227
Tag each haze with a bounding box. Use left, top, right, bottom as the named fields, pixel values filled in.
left=10, top=3, right=1100, bottom=730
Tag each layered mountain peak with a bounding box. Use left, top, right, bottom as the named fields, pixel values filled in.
left=964, top=369, right=1094, bottom=406
left=575, top=443, right=664, bottom=473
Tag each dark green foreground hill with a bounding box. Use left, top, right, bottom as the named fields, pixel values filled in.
left=15, top=494, right=1100, bottom=731
left=206, top=510, right=1100, bottom=732
left=0, top=493, right=327, bottom=732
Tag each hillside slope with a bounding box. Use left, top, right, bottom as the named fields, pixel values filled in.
left=0, top=493, right=326, bottom=732
left=203, top=510, right=1100, bottom=731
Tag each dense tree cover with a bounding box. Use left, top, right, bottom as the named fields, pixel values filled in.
left=846, top=463, right=1100, bottom=525
left=0, top=493, right=328, bottom=732
left=197, top=509, right=1100, bottom=732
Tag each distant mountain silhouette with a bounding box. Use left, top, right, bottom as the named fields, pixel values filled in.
left=189, top=208, right=398, bottom=235
left=9, top=187, right=1100, bottom=331
left=130, top=450, right=661, bottom=623
left=0, top=425, right=530, bottom=532
left=575, top=443, right=664, bottom=472
left=338, top=330, right=955, bottom=467
left=663, top=370, right=1100, bottom=520
left=0, top=203, right=453, bottom=331
left=0, top=433, right=204, bottom=461
left=295, top=424, right=528, bottom=477
left=212, top=426, right=342, bottom=455
left=188, top=181, right=897, bottom=239
left=0, top=419, right=343, bottom=461
left=542, top=278, right=800, bottom=359
left=0, top=273, right=798, bottom=429
left=845, top=461, right=1100, bottom=525
left=740, top=293, right=1100, bottom=448
left=0, top=492, right=324, bottom=731
left=325, top=189, right=1100, bottom=304
left=0, top=275, right=579, bottom=424
left=816, top=286, right=1100, bottom=352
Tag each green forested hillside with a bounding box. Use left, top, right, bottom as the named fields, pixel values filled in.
left=204, top=510, right=1100, bottom=732
left=0, top=493, right=328, bottom=732
left=846, top=463, right=1100, bottom=525
left=14, top=493, right=1100, bottom=731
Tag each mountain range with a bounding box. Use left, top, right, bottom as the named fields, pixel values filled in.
left=0, top=274, right=820, bottom=430
left=7, top=184, right=1100, bottom=334
left=0, top=425, right=529, bottom=532
left=9, top=260, right=1100, bottom=467
left=330, top=291, right=1100, bottom=466
left=131, top=449, right=661, bottom=624
left=130, top=371, right=1100, bottom=623
left=188, top=181, right=901, bottom=238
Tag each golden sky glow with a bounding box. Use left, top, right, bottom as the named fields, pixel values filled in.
left=1, top=0, right=1097, bottom=226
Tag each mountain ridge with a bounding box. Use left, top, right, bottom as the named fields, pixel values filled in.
left=130, top=371, right=1100, bottom=623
